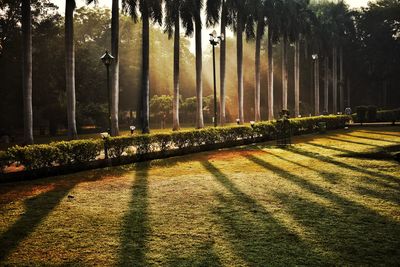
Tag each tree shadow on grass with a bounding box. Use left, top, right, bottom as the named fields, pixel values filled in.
left=245, top=155, right=400, bottom=265
left=0, top=168, right=124, bottom=262
left=355, top=185, right=400, bottom=205
left=201, top=161, right=323, bottom=265
left=286, top=146, right=400, bottom=188
left=118, top=161, right=150, bottom=266
left=325, top=136, right=378, bottom=147
left=343, top=133, right=400, bottom=144
left=165, top=240, right=222, bottom=267
left=359, top=130, right=400, bottom=138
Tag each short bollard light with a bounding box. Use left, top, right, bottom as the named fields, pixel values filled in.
left=236, top=119, right=240, bottom=125
left=130, top=126, right=136, bottom=135
left=250, top=121, right=255, bottom=128
left=100, top=132, right=110, bottom=159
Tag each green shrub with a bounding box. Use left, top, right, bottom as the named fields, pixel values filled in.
left=53, top=139, right=102, bottom=164
left=356, top=106, right=368, bottom=123
left=377, top=108, right=400, bottom=123
left=7, top=144, right=59, bottom=170
left=3, top=115, right=350, bottom=172
left=367, top=106, right=377, bottom=122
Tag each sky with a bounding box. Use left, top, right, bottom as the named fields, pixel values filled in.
left=51, top=0, right=371, bottom=52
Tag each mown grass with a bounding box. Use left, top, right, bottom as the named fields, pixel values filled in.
left=0, top=127, right=399, bottom=266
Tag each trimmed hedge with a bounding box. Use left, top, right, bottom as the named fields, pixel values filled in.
left=1, top=115, right=350, bottom=174
left=354, top=107, right=400, bottom=123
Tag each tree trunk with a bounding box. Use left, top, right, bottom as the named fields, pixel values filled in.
left=294, top=38, right=300, bottom=117
left=65, top=0, right=77, bottom=139
left=347, top=78, right=350, bottom=108
left=237, top=17, right=244, bottom=124
left=111, top=0, right=119, bottom=136
left=141, top=6, right=150, bottom=133
left=267, top=27, right=274, bottom=121
left=254, top=20, right=262, bottom=122
left=339, top=46, right=344, bottom=112
left=172, top=14, right=180, bottom=131
left=22, top=0, right=33, bottom=144
left=220, top=0, right=226, bottom=125
left=332, top=46, right=337, bottom=114
left=281, top=37, right=288, bottom=111
left=195, top=14, right=204, bottom=128
left=324, top=56, right=329, bottom=113
left=314, top=56, right=320, bottom=115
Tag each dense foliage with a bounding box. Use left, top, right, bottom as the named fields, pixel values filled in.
left=1, top=115, right=349, bottom=173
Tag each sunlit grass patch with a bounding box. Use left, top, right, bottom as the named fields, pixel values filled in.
left=0, top=127, right=399, bottom=265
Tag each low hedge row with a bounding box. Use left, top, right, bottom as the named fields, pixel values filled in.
left=1, top=115, right=349, bottom=173
left=354, top=107, right=400, bottom=123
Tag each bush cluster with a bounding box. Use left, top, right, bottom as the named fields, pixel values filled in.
left=355, top=106, right=400, bottom=123
left=1, top=115, right=349, bottom=173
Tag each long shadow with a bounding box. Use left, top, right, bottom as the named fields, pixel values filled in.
left=355, top=185, right=400, bottom=205
left=286, top=146, right=400, bottom=187
left=307, top=142, right=357, bottom=154
left=201, top=161, right=323, bottom=265
left=266, top=149, right=341, bottom=184
left=344, top=133, right=400, bottom=144
left=0, top=169, right=117, bottom=261
left=245, top=155, right=400, bottom=264
left=325, top=136, right=378, bottom=147
left=359, top=130, right=400, bottom=138
left=166, top=240, right=222, bottom=267
left=267, top=146, right=397, bottom=191
left=118, top=162, right=150, bottom=266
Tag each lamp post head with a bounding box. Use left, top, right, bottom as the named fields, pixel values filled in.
left=209, top=31, right=224, bottom=45
left=100, top=132, right=110, bottom=139
left=101, top=50, right=114, bottom=66
left=312, top=54, right=318, bottom=60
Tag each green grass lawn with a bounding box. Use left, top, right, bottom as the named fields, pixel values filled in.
left=0, top=127, right=399, bottom=266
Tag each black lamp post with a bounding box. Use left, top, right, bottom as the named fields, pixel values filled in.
left=209, top=30, right=224, bottom=127
left=100, top=50, right=114, bottom=133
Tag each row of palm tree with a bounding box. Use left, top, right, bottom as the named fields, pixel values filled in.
left=20, top=0, right=353, bottom=143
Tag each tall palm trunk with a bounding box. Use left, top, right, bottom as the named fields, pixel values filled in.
left=219, top=0, right=227, bottom=125
left=332, top=46, right=337, bottom=114
left=339, top=46, right=344, bottom=111
left=111, top=0, right=119, bottom=136
left=141, top=6, right=150, bottom=133
left=281, top=37, right=288, bottom=111
left=294, top=38, right=300, bottom=117
left=314, top=56, right=320, bottom=115
left=65, top=0, right=77, bottom=139
left=237, top=17, right=244, bottom=124
left=267, top=27, right=274, bottom=121
left=254, top=20, right=263, bottom=122
left=172, top=14, right=180, bottom=131
left=195, top=14, right=204, bottom=128
left=347, top=78, right=350, bottom=108
left=22, top=0, right=33, bottom=144
left=324, top=55, right=329, bottom=113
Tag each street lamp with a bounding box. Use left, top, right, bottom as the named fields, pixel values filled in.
left=100, top=132, right=110, bottom=159
left=100, top=50, right=114, bottom=134
left=209, top=30, right=224, bottom=127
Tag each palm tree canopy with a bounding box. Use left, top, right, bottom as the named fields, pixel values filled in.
left=122, top=0, right=162, bottom=25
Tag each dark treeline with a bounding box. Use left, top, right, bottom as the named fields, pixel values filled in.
left=0, top=0, right=399, bottom=143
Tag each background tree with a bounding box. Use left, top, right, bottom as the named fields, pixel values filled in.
left=22, top=0, right=33, bottom=144
left=123, top=0, right=163, bottom=133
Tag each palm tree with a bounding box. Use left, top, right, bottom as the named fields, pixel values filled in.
left=245, top=0, right=265, bottom=122
left=265, top=0, right=280, bottom=121
left=165, top=0, right=182, bottom=131
left=206, top=0, right=229, bottom=125
left=179, top=0, right=204, bottom=128
left=123, top=0, right=163, bottom=133
left=232, top=0, right=249, bottom=124
left=65, top=0, right=78, bottom=139
left=22, top=0, right=33, bottom=144
left=87, top=0, right=120, bottom=136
